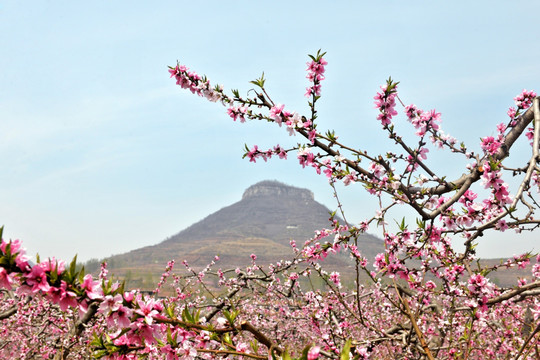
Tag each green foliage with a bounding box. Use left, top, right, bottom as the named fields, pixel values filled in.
left=182, top=306, right=201, bottom=324
left=223, top=308, right=240, bottom=326
left=249, top=72, right=266, bottom=88
left=308, top=49, right=327, bottom=62
left=340, top=339, right=352, bottom=360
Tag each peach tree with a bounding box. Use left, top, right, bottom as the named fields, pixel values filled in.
left=0, top=51, right=539, bottom=359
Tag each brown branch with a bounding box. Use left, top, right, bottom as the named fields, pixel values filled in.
left=0, top=305, right=17, bottom=320
left=0, top=292, right=32, bottom=320
left=73, top=301, right=99, bottom=337
left=206, top=286, right=242, bottom=321
left=240, top=321, right=283, bottom=356
left=197, top=348, right=266, bottom=359
left=158, top=317, right=235, bottom=334
left=395, top=283, right=435, bottom=360
left=487, top=280, right=540, bottom=306
left=514, top=321, right=540, bottom=360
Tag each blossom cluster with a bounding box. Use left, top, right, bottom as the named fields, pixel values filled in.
left=244, top=144, right=287, bottom=163
left=507, top=88, right=537, bottom=120
left=305, top=50, right=327, bottom=98
left=374, top=81, right=398, bottom=127
left=0, top=235, right=243, bottom=359
left=169, top=64, right=225, bottom=104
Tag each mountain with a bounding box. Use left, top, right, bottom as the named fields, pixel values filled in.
left=99, top=180, right=383, bottom=288
left=93, top=180, right=533, bottom=289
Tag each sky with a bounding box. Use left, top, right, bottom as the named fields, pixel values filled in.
left=1, top=1, right=539, bottom=262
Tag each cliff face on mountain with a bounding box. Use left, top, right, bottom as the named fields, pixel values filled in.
left=242, top=180, right=314, bottom=200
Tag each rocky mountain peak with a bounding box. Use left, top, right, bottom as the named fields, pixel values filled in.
left=242, top=180, right=314, bottom=201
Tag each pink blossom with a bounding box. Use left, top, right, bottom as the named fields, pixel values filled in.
left=135, top=298, right=160, bottom=325
left=162, top=344, right=179, bottom=360
left=124, top=290, right=135, bottom=303
left=227, top=106, right=247, bottom=122
left=235, top=342, right=249, bottom=353
left=113, top=305, right=133, bottom=327
left=273, top=145, right=287, bottom=159
left=306, top=59, right=326, bottom=75
left=25, top=264, right=50, bottom=293
left=0, top=238, right=24, bottom=255
left=304, top=56, right=327, bottom=97
left=368, top=162, right=384, bottom=178
left=269, top=104, right=285, bottom=125
left=305, top=84, right=322, bottom=97
left=507, top=106, right=517, bottom=119
left=297, top=147, right=315, bottom=168
left=308, top=129, right=317, bottom=144
left=480, top=136, right=502, bottom=155
left=418, top=147, right=429, bottom=160
left=329, top=272, right=341, bottom=288
left=168, top=65, right=179, bottom=78
left=343, top=172, right=357, bottom=186
left=41, top=257, right=65, bottom=275
left=308, top=346, right=320, bottom=360
left=514, top=89, right=537, bottom=109
left=495, top=219, right=508, bottom=232
left=168, top=64, right=187, bottom=78
left=405, top=104, right=419, bottom=120
left=359, top=221, right=369, bottom=232
left=356, top=346, right=369, bottom=359
left=0, top=267, right=13, bottom=289
left=99, top=294, right=124, bottom=314
left=130, top=320, right=159, bottom=344
left=112, top=334, right=131, bottom=347
left=47, top=280, right=77, bottom=311
left=81, top=274, right=102, bottom=300
left=467, top=274, right=494, bottom=297
left=246, top=145, right=259, bottom=163
left=459, top=189, right=478, bottom=204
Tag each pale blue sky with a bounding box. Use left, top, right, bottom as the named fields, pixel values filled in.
left=1, top=1, right=539, bottom=262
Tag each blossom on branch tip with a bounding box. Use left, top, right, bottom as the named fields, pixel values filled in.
left=374, top=85, right=398, bottom=127
left=305, top=55, right=327, bottom=98
left=514, top=89, right=537, bottom=109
